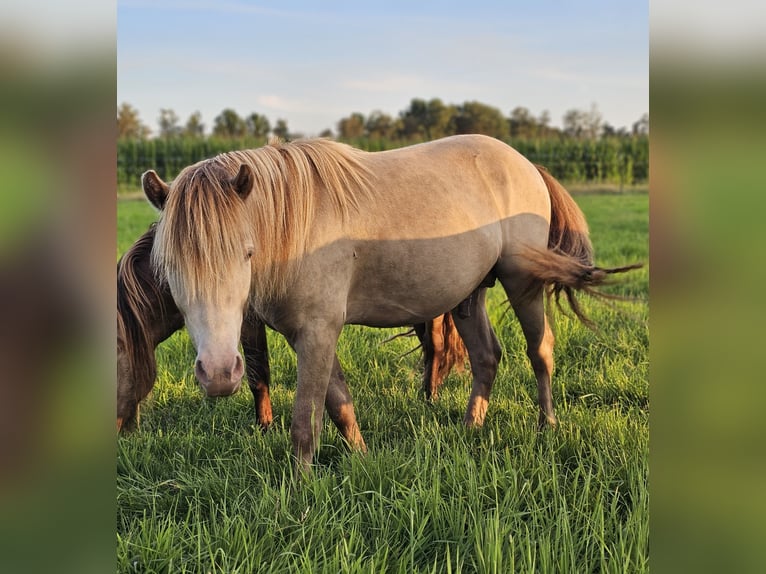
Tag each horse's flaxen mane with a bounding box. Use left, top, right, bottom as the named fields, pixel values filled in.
left=117, top=224, right=164, bottom=396
left=152, top=138, right=374, bottom=302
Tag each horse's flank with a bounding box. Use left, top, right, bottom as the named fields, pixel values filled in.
left=152, top=138, right=374, bottom=303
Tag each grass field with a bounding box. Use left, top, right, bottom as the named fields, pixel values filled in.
left=117, top=189, right=648, bottom=573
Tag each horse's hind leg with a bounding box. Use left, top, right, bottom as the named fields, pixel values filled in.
left=324, top=355, right=366, bottom=453
left=502, top=279, right=557, bottom=429
left=415, top=317, right=445, bottom=401
left=240, top=314, right=273, bottom=431
left=451, top=288, right=503, bottom=427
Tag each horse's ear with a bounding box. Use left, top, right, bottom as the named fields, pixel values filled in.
left=231, top=164, right=254, bottom=200
left=142, top=170, right=169, bottom=211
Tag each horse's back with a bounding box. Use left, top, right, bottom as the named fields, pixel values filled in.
left=350, top=135, right=549, bottom=242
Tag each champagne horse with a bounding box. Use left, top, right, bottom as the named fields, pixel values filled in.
left=143, top=134, right=637, bottom=472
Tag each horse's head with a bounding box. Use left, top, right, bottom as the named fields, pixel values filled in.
left=143, top=162, right=255, bottom=397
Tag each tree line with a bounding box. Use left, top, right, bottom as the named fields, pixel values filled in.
left=118, top=98, right=648, bottom=141
left=117, top=98, right=648, bottom=186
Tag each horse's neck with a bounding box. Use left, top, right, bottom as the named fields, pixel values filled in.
left=130, top=256, right=185, bottom=347
left=149, top=286, right=184, bottom=347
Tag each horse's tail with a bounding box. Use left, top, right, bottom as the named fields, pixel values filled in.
left=523, top=165, right=642, bottom=325
left=436, top=312, right=468, bottom=380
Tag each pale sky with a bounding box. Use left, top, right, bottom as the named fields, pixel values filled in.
left=117, top=1, right=648, bottom=137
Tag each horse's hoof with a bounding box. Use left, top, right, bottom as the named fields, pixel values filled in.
left=537, top=414, right=558, bottom=431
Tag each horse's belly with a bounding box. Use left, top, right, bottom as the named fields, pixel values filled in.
left=345, top=231, right=499, bottom=326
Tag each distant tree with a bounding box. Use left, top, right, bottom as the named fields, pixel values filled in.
left=632, top=113, right=649, bottom=135
left=337, top=113, right=366, bottom=139
left=319, top=128, right=334, bottom=138
left=157, top=108, right=181, bottom=138
left=212, top=108, right=247, bottom=138
left=538, top=110, right=551, bottom=129
left=583, top=104, right=603, bottom=139
left=508, top=107, right=562, bottom=139
left=365, top=110, right=396, bottom=140
left=398, top=98, right=428, bottom=139
left=183, top=111, right=205, bottom=138
left=399, top=98, right=428, bottom=139
left=509, top=106, right=536, bottom=139
left=601, top=122, right=629, bottom=138
left=117, top=102, right=151, bottom=139
left=536, top=110, right=560, bottom=138
left=246, top=113, right=271, bottom=139
left=562, top=108, right=586, bottom=139
left=424, top=98, right=456, bottom=139
left=601, top=122, right=617, bottom=137
left=563, top=103, right=602, bottom=139
left=272, top=118, right=289, bottom=140
left=397, top=98, right=458, bottom=140
left=454, top=101, right=509, bottom=139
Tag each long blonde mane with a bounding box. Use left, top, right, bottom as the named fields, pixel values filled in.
left=152, top=138, right=373, bottom=302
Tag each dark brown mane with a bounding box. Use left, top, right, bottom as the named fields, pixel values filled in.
left=117, top=223, right=168, bottom=400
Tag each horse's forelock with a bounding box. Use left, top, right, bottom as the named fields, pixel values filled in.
left=152, top=161, right=255, bottom=304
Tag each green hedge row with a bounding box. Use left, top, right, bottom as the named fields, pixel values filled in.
left=118, top=135, right=647, bottom=187
left=118, top=136, right=269, bottom=187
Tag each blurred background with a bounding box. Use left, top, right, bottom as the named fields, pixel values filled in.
left=1, top=0, right=765, bottom=572
left=651, top=2, right=766, bottom=572
left=0, top=1, right=115, bottom=572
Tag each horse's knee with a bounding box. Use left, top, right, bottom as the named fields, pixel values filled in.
left=291, top=423, right=319, bottom=465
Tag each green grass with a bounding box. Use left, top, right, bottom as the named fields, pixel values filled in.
left=117, top=189, right=648, bottom=573
left=117, top=196, right=159, bottom=255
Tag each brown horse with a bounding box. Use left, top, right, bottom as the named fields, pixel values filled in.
left=143, top=135, right=638, bottom=473
left=117, top=224, right=468, bottom=432
left=117, top=224, right=273, bottom=432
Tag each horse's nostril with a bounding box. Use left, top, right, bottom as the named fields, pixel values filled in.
left=231, top=355, right=244, bottom=383
left=194, top=359, right=209, bottom=384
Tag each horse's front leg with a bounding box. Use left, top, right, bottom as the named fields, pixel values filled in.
left=240, top=313, right=272, bottom=431
left=292, top=321, right=343, bottom=475
left=415, top=318, right=444, bottom=401
left=325, top=355, right=366, bottom=453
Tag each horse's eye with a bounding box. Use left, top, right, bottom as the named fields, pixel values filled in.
left=246, top=249, right=253, bottom=261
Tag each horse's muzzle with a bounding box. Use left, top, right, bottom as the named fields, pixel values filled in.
left=195, top=354, right=244, bottom=397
